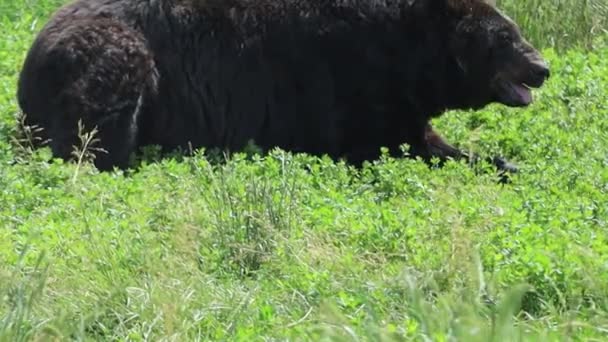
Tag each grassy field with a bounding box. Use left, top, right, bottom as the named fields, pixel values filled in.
left=1, top=0, right=608, bottom=341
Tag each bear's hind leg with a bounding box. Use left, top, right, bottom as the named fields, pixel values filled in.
left=17, top=17, right=158, bottom=171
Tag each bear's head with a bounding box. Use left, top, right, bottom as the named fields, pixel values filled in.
left=406, top=0, right=550, bottom=110
left=447, top=0, right=550, bottom=107
left=446, top=0, right=550, bottom=108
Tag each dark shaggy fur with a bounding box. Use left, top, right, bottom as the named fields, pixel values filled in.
left=17, top=0, right=549, bottom=172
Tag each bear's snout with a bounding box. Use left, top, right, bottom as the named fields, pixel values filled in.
left=526, top=61, right=550, bottom=88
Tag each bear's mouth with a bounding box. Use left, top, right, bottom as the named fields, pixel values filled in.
left=495, top=80, right=536, bottom=107
left=495, top=68, right=548, bottom=108
left=505, top=81, right=532, bottom=106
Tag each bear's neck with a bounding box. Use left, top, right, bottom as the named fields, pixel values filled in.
left=386, top=19, right=471, bottom=119
left=397, top=17, right=488, bottom=118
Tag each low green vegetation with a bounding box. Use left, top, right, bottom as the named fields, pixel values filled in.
left=1, top=0, right=607, bottom=341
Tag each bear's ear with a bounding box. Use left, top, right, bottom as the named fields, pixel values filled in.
left=401, top=0, right=473, bottom=22
left=402, top=0, right=451, bottom=15
left=401, top=0, right=423, bottom=11
left=446, top=0, right=498, bottom=14
left=445, top=0, right=474, bottom=17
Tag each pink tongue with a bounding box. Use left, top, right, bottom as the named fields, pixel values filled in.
left=512, top=84, right=532, bottom=105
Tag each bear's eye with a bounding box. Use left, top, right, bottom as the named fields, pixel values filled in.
left=497, top=31, right=512, bottom=46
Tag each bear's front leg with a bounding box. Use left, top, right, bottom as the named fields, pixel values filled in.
left=410, top=124, right=518, bottom=179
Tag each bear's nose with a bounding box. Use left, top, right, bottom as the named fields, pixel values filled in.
left=532, top=62, right=550, bottom=80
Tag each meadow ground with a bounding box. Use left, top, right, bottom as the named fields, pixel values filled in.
left=1, top=0, right=607, bottom=341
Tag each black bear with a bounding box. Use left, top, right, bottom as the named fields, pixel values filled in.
left=17, top=0, right=549, bottom=173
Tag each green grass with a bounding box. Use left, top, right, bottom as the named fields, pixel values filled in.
left=498, top=0, right=608, bottom=50
left=1, top=0, right=608, bottom=341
